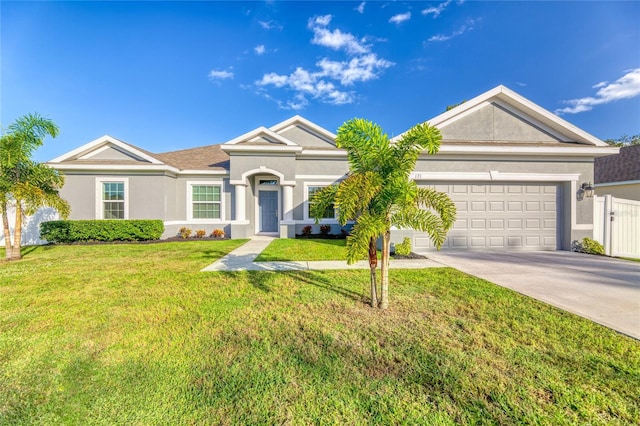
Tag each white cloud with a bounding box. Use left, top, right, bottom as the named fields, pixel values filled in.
left=256, top=67, right=355, bottom=106
left=555, top=68, right=640, bottom=114
left=255, top=14, right=393, bottom=109
left=254, top=44, right=266, bottom=55
left=208, top=69, right=234, bottom=80
left=355, top=2, right=366, bottom=14
left=308, top=15, right=369, bottom=55
left=426, top=19, right=476, bottom=42
left=258, top=20, right=282, bottom=30
left=422, top=0, right=453, bottom=18
left=311, top=14, right=332, bottom=27
left=389, top=12, right=411, bottom=24
left=317, top=54, right=394, bottom=86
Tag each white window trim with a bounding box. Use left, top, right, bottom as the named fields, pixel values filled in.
left=304, top=182, right=339, bottom=223
left=186, top=181, right=225, bottom=222
left=95, top=177, right=129, bottom=219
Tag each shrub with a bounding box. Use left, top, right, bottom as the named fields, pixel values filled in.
left=179, top=227, right=192, bottom=239
left=211, top=229, right=225, bottom=238
left=195, top=229, right=206, bottom=238
left=40, top=220, right=164, bottom=243
left=319, top=224, right=331, bottom=235
left=302, top=225, right=313, bottom=236
left=395, top=237, right=412, bottom=256
left=580, top=237, right=605, bottom=255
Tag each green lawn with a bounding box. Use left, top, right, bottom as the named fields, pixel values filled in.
left=1, top=241, right=639, bottom=424
left=255, top=238, right=382, bottom=261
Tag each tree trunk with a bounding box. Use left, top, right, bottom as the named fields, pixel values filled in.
left=379, top=230, right=391, bottom=310
left=9, top=202, right=22, bottom=260
left=2, top=202, right=13, bottom=260
left=368, top=237, right=378, bottom=307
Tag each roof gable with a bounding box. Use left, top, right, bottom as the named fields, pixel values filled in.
left=223, top=126, right=298, bottom=146
left=439, top=101, right=563, bottom=143
left=412, top=85, right=607, bottom=146
left=49, top=135, right=164, bottom=164
left=270, top=115, right=336, bottom=148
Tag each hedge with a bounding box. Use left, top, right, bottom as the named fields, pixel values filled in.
left=40, top=220, right=164, bottom=243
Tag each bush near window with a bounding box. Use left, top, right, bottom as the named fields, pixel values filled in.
left=40, top=220, right=164, bottom=243
left=179, top=227, right=192, bottom=239
left=319, top=224, right=331, bottom=235
left=302, top=225, right=313, bottom=236
left=211, top=229, right=225, bottom=238
left=195, top=229, right=206, bottom=238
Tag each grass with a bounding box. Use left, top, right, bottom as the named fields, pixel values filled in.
left=1, top=241, right=639, bottom=424
left=255, top=238, right=381, bottom=261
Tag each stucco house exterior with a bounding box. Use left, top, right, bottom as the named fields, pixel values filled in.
left=48, top=85, right=618, bottom=251
left=594, top=144, right=640, bottom=201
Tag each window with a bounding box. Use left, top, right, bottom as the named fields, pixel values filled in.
left=102, top=182, right=125, bottom=219
left=96, top=179, right=128, bottom=219
left=308, top=185, right=336, bottom=219
left=191, top=184, right=221, bottom=219
left=259, top=179, right=278, bottom=185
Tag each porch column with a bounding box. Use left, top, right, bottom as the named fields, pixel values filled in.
left=234, top=183, right=247, bottom=221
left=282, top=184, right=294, bottom=221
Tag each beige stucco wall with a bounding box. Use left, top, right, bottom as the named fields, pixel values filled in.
left=595, top=183, right=640, bottom=201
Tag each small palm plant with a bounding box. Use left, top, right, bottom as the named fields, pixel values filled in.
left=311, top=118, right=456, bottom=309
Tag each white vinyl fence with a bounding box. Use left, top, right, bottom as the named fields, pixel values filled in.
left=0, top=206, right=59, bottom=246
left=594, top=195, right=640, bottom=258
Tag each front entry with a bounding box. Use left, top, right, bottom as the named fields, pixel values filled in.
left=258, top=191, right=278, bottom=233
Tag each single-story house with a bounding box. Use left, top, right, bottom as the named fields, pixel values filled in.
left=48, top=85, right=618, bottom=251
left=594, top=144, right=640, bottom=201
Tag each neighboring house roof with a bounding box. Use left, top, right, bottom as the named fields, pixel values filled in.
left=595, top=144, right=640, bottom=184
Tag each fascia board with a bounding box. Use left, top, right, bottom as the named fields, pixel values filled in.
left=297, top=149, right=346, bottom=157
left=48, top=163, right=180, bottom=172
left=436, top=145, right=619, bottom=157
left=49, top=135, right=164, bottom=164
left=221, top=144, right=303, bottom=153
left=595, top=180, right=640, bottom=187
left=410, top=171, right=581, bottom=182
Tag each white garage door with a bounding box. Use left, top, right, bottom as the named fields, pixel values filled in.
left=414, top=183, right=559, bottom=251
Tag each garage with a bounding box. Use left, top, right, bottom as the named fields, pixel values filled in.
left=414, top=182, right=559, bottom=251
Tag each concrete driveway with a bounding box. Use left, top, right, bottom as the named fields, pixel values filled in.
left=425, top=250, right=640, bottom=339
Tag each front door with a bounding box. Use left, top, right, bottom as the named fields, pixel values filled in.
left=258, top=191, right=278, bottom=233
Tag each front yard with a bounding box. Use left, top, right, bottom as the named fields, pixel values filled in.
left=1, top=241, right=638, bottom=424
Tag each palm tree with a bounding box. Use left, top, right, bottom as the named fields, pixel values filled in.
left=311, top=118, right=456, bottom=309
left=1, top=113, right=70, bottom=260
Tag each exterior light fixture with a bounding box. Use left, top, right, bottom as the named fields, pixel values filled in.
left=581, top=182, right=595, bottom=198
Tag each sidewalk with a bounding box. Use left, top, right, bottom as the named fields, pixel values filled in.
left=201, top=236, right=444, bottom=272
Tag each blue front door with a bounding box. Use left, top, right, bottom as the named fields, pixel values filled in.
left=259, top=191, right=278, bottom=232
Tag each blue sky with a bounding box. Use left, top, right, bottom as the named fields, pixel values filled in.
left=2, top=1, right=639, bottom=162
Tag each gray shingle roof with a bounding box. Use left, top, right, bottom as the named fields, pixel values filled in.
left=595, top=144, right=640, bottom=184
left=155, top=144, right=229, bottom=171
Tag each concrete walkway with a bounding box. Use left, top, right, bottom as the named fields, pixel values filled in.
left=201, top=236, right=443, bottom=272
left=202, top=238, right=639, bottom=339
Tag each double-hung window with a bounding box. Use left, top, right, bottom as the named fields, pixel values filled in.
left=307, top=185, right=336, bottom=220
left=96, top=178, right=128, bottom=219
left=191, top=184, right=222, bottom=219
